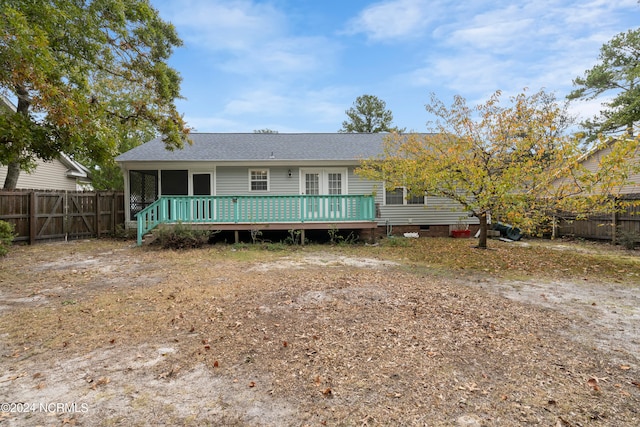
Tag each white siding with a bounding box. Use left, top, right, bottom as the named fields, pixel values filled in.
left=0, top=158, right=79, bottom=191
left=347, top=167, right=477, bottom=226
left=378, top=196, right=476, bottom=226
left=269, top=167, right=300, bottom=194
left=119, top=162, right=479, bottom=227
left=215, top=167, right=246, bottom=194
left=579, top=144, right=640, bottom=195
left=348, top=167, right=378, bottom=198
left=216, top=166, right=302, bottom=195
left=550, top=142, right=640, bottom=196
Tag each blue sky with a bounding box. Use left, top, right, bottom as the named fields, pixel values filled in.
left=151, top=0, right=640, bottom=134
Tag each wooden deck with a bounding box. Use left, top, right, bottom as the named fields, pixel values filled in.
left=136, top=194, right=377, bottom=245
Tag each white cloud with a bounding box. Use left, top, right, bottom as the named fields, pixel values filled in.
left=404, top=53, right=520, bottom=96
left=223, top=89, right=290, bottom=116
left=213, top=85, right=350, bottom=132
left=344, top=0, right=440, bottom=41
left=567, top=96, right=614, bottom=126
left=183, top=116, right=240, bottom=133
left=162, top=0, right=284, bottom=51
left=160, top=0, right=338, bottom=78
left=401, top=0, right=637, bottom=97
left=152, top=0, right=639, bottom=133
left=447, top=20, right=536, bottom=53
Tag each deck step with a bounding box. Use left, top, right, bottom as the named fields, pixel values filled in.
left=141, top=232, right=157, bottom=245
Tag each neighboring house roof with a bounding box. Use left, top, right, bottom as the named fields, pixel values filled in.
left=59, top=153, right=92, bottom=181
left=116, top=133, right=393, bottom=162
left=0, top=94, right=15, bottom=114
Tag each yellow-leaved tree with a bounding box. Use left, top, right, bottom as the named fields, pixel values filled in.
left=357, top=89, right=639, bottom=248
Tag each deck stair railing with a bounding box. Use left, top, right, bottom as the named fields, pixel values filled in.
left=136, top=194, right=375, bottom=245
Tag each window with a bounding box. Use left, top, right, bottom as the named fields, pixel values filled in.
left=250, top=169, right=269, bottom=191
left=385, top=188, right=404, bottom=205
left=161, top=170, right=188, bottom=195
left=192, top=173, right=212, bottom=196
left=385, top=187, right=425, bottom=205
left=328, top=173, right=342, bottom=195
left=407, top=193, right=425, bottom=205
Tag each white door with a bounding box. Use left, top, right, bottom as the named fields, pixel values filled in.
left=327, top=171, right=344, bottom=218
left=300, top=169, right=346, bottom=219
left=303, top=170, right=321, bottom=195
left=302, top=170, right=321, bottom=219
left=301, top=169, right=346, bottom=195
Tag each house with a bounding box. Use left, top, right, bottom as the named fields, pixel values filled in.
left=549, top=137, right=640, bottom=242
left=0, top=154, right=92, bottom=191
left=0, top=95, right=92, bottom=191
left=574, top=139, right=640, bottom=195
left=548, top=137, right=640, bottom=198
left=115, top=133, right=478, bottom=245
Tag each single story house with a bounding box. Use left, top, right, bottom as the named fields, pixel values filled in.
left=115, top=133, right=478, bottom=244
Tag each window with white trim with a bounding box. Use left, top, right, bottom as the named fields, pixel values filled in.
left=327, top=173, right=342, bottom=195
left=249, top=169, right=269, bottom=191
left=385, top=188, right=404, bottom=205
left=385, top=187, right=425, bottom=205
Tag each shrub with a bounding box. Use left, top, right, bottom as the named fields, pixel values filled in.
left=328, top=226, right=359, bottom=245
left=113, top=223, right=135, bottom=240
left=284, top=229, right=302, bottom=245
left=153, top=223, right=210, bottom=250
left=617, top=226, right=639, bottom=250
left=380, top=236, right=412, bottom=247
left=0, top=220, right=15, bottom=257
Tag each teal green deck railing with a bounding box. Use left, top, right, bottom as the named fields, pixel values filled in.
left=136, top=194, right=375, bottom=245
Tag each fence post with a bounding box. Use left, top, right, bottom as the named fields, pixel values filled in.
left=95, top=192, right=102, bottom=238
left=29, top=191, right=36, bottom=245
left=62, top=191, right=68, bottom=240
left=611, top=198, right=618, bottom=245
left=111, top=192, right=117, bottom=234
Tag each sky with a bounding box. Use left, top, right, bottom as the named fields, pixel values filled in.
left=150, top=0, right=640, bottom=134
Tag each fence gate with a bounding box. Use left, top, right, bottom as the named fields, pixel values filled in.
left=0, top=190, right=124, bottom=244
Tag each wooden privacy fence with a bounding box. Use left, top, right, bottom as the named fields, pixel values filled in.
left=0, top=190, right=125, bottom=244
left=557, top=195, right=640, bottom=243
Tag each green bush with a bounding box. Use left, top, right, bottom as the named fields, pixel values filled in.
left=0, top=220, right=15, bottom=257
left=380, top=236, right=412, bottom=247
left=153, top=223, right=210, bottom=250
left=617, top=226, right=639, bottom=250
left=328, top=226, right=359, bottom=245
left=284, top=229, right=302, bottom=245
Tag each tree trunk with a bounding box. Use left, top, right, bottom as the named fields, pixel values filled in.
left=3, top=162, right=21, bottom=189
left=477, top=212, right=488, bottom=249
left=3, top=85, right=32, bottom=189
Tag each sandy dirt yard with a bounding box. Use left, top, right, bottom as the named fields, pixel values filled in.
left=0, top=238, right=639, bottom=426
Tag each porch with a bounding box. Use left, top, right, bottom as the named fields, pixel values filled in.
left=136, top=194, right=377, bottom=245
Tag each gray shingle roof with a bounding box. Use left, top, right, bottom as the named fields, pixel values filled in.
left=115, top=133, right=391, bottom=162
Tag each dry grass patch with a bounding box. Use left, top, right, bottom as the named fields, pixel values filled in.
left=357, top=237, right=640, bottom=284
left=0, top=238, right=639, bottom=426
